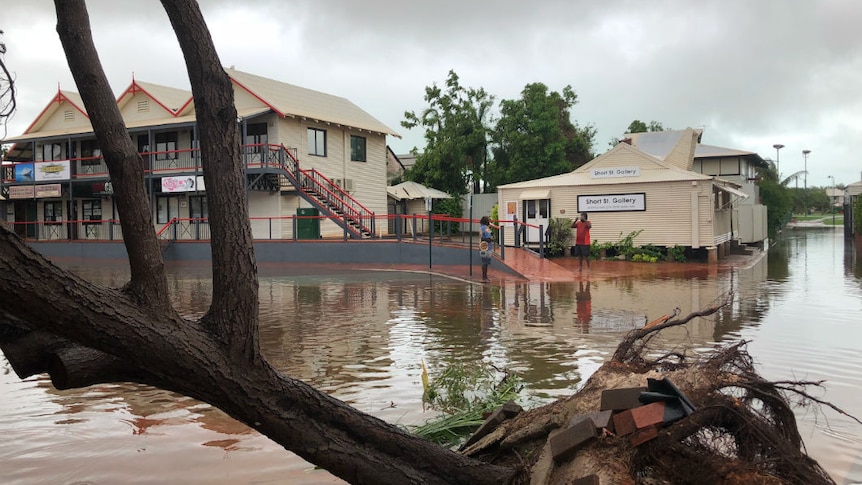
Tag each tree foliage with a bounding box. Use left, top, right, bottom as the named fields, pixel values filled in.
left=626, top=119, right=666, bottom=133
left=402, top=70, right=495, bottom=196
left=487, top=83, right=595, bottom=189
left=756, top=161, right=792, bottom=238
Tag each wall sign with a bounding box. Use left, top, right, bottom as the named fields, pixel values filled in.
left=35, top=184, right=62, bottom=198
left=35, top=160, right=71, bottom=181
left=9, top=185, right=35, bottom=199
left=578, top=193, right=646, bottom=212
left=590, top=166, right=640, bottom=179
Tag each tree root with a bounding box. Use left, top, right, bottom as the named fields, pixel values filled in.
left=464, top=299, right=851, bottom=484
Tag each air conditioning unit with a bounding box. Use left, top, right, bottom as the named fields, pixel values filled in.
left=332, top=178, right=354, bottom=193
left=342, top=178, right=355, bottom=193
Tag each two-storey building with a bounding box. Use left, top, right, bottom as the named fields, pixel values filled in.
left=1, top=68, right=399, bottom=241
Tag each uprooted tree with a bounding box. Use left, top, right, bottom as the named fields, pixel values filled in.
left=0, top=1, right=845, bottom=484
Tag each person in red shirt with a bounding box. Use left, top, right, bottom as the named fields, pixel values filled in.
left=571, top=212, right=592, bottom=271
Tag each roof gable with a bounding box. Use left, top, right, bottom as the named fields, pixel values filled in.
left=226, top=67, right=400, bottom=137
left=116, top=80, right=194, bottom=117
left=22, top=90, right=90, bottom=135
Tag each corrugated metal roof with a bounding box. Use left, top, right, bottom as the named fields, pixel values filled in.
left=716, top=184, right=749, bottom=199
left=386, top=181, right=450, bottom=200
left=227, top=68, right=400, bottom=138
left=499, top=142, right=711, bottom=190
left=695, top=144, right=755, bottom=158
left=626, top=130, right=686, bottom=160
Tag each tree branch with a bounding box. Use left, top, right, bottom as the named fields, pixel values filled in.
left=53, top=0, right=171, bottom=312
left=160, top=0, right=259, bottom=359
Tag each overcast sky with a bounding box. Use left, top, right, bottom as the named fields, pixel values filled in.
left=3, top=0, right=862, bottom=187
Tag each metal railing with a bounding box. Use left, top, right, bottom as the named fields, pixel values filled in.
left=12, top=214, right=523, bottom=258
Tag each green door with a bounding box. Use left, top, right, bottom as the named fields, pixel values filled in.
left=296, top=208, right=320, bottom=239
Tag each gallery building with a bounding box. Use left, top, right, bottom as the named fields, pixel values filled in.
left=497, top=128, right=765, bottom=261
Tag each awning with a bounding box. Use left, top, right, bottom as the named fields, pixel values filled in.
left=386, top=181, right=451, bottom=201
left=518, top=188, right=550, bottom=199
left=715, top=184, right=749, bottom=199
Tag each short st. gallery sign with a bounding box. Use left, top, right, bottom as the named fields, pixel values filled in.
left=578, top=193, right=646, bottom=212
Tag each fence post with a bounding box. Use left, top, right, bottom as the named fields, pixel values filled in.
left=396, top=214, right=402, bottom=242
left=539, top=224, right=544, bottom=259
left=499, top=226, right=505, bottom=260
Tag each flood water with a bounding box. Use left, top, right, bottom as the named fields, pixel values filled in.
left=2, top=227, right=861, bottom=484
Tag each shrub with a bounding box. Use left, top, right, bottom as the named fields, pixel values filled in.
left=545, top=217, right=573, bottom=257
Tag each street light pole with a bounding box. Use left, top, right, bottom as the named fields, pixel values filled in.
left=802, top=149, right=811, bottom=216
left=772, top=143, right=784, bottom=178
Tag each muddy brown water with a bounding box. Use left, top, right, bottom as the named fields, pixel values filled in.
left=2, top=227, right=861, bottom=484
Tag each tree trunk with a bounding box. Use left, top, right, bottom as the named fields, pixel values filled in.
left=0, top=2, right=519, bottom=484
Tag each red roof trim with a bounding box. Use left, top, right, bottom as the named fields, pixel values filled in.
left=22, top=89, right=90, bottom=134
left=116, top=80, right=187, bottom=117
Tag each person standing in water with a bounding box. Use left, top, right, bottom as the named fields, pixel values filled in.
left=571, top=212, right=592, bottom=271
left=479, top=216, right=494, bottom=283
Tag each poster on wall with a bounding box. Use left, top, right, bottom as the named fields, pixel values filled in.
left=15, top=163, right=35, bottom=182
left=578, top=193, right=646, bottom=212
left=35, top=160, right=71, bottom=181
left=505, top=201, right=516, bottom=221
left=162, top=175, right=205, bottom=193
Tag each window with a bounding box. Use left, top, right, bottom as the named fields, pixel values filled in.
left=525, top=200, right=549, bottom=219
left=190, top=196, right=208, bottom=220
left=155, top=132, right=178, bottom=160
left=307, top=128, right=326, bottom=157
left=156, top=196, right=178, bottom=224
left=350, top=135, right=366, bottom=162
left=82, top=200, right=102, bottom=221
left=41, top=143, right=63, bottom=161
left=137, top=134, right=150, bottom=153
left=245, top=123, right=268, bottom=153
left=80, top=140, right=102, bottom=166
left=44, top=201, right=63, bottom=222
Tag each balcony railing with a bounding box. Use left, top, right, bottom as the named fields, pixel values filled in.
left=0, top=143, right=299, bottom=183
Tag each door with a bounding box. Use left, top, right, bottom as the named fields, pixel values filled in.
left=523, top=199, right=549, bottom=243
left=13, top=201, right=37, bottom=239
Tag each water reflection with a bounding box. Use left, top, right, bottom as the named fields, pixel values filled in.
left=1, top=228, right=860, bottom=484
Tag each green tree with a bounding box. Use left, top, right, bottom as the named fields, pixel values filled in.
left=756, top=160, right=793, bottom=238
left=488, top=83, right=595, bottom=189
left=626, top=119, right=666, bottom=133
left=402, top=71, right=495, bottom=196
